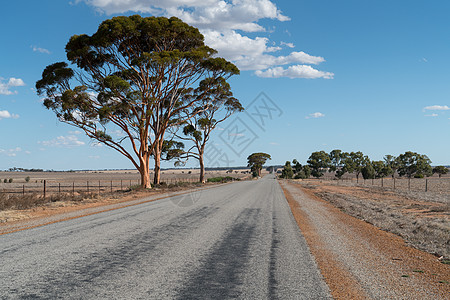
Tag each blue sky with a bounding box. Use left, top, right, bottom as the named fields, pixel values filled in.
left=1, top=0, right=449, bottom=170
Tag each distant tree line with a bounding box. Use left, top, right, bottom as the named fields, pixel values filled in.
left=280, top=150, right=448, bottom=181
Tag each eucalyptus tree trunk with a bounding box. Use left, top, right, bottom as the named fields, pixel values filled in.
left=199, top=153, right=206, bottom=184
left=153, top=145, right=161, bottom=185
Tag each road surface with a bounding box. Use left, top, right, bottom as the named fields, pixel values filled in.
left=0, top=175, right=330, bottom=299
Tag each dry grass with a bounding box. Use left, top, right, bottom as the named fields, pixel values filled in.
left=294, top=180, right=450, bottom=259
left=0, top=192, right=99, bottom=211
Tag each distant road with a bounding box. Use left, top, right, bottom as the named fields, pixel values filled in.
left=0, top=175, right=330, bottom=299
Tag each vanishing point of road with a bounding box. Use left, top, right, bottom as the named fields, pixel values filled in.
left=0, top=175, right=330, bottom=299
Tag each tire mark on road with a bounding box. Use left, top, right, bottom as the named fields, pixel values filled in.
left=175, top=208, right=260, bottom=299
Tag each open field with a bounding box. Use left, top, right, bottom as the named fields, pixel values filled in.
left=291, top=179, right=450, bottom=259
left=0, top=169, right=251, bottom=196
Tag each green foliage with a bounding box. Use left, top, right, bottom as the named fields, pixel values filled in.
left=433, top=166, right=449, bottom=178
left=397, top=151, right=432, bottom=178
left=3, top=179, right=7, bottom=183
left=8, top=178, right=13, bottom=183
left=372, top=160, right=392, bottom=178
left=384, top=155, right=399, bottom=178
left=247, top=152, right=271, bottom=177
left=25, top=176, right=30, bottom=183
left=361, top=162, right=375, bottom=179
left=207, top=176, right=238, bottom=183
left=307, top=151, right=331, bottom=178
left=292, top=159, right=302, bottom=174
left=280, top=161, right=294, bottom=179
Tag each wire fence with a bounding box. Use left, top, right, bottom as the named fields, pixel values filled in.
left=0, top=177, right=201, bottom=198
left=316, top=176, right=450, bottom=194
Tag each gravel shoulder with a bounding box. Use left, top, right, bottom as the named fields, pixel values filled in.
left=280, top=180, right=449, bottom=300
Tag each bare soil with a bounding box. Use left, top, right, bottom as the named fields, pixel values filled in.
left=280, top=180, right=449, bottom=300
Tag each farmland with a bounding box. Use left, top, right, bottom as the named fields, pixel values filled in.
left=0, top=169, right=251, bottom=196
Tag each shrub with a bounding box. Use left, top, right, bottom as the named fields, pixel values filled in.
left=8, top=178, right=13, bottom=183
left=25, top=176, right=30, bottom=182
left=3, top=179, right=7, bottom=183
left=207, top=176, right=238, bottom=183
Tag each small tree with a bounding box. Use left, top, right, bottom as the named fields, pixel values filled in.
left=397, top=151, right=432, bottom=178
left=329, top=149, right=348, bottom=178
left=384, top=155, right=398, bottom=178
left=281, top=161, right=294, bottom=179
left=307, top=151, right=331, bottom=178
left=361, top=161, right=375, bottom=180
left=372, top=160, right=392, bottom=178
left=247, top=152, right=271, bottom=177
left=292, top=159, right=303, bottom=174
left=25, top=176, right=31, bottom=183
left=343, top=151, right=370, bottom=183
left=433, top=166, right=449, bottom=178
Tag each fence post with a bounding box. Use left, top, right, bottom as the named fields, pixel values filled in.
left=425, top=178, right=428, bottom=192
left=44, top=180, right=46, bottom=199
left=381, top=177, right=383, bottom=187
left=72, top=182, right=75, bottom=197
left=87, top=181, right=89, bottom=193
left=99, top=180, right=101, bottom=194
left=111, top=180, right=113, bottom=193
left=121, top=180, right=123, bottom=190
left=58, top=183, right=61, bottom=196
left=23, top=184, right=25, bottom=195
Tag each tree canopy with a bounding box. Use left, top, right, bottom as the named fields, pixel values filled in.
left=247, top=152, right=271, bottom=177
left=307, top=151, right=330, bottom=178
left=36, top=15, right=239, bottom=188
left=396, top=151, right=432, bottom=178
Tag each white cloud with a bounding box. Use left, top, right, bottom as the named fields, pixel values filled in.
left=203, top=30, right=327, bottom=71
left=68, top=130, right=83, bottom=135
left=256, top=65, right=334, bottom=79
left=281, top=41, right=295, bottom=48
left=0, top=147, right=22, bottom=157
left=31, top=46, right=51, bottom=54
left=425, top=113, right=438, bottom=117
left=423, top=105, right=449, bottom=111
left=39, top=135, right=85, bottom=148
left=0, top=110, right=19, bottom=120
left=305, top=112, right=325, bottom=119
left=0, top=77, right=26, bottom=95
left=77, top=0, right=332, bottom=79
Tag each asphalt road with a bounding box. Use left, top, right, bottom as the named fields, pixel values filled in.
left=0, top=175, right=330, bottom=299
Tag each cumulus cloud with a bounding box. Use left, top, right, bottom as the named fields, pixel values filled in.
left=31, top=46, right=51, bottom=54
left=424, top=113, right=438, bottom=117
left=256, top=65, right=334, bottom=79
left=423, top=105, right=449, bottom=111
left=305, top=112, right=325, bottom=119
left=77, top=0, right=332, bottom=79
left=0, top=147, right=22, bottom=157
left=0, top=77, right=26, bottom=95
left=39, top=135, right=85, bottom=148
left=0, top=110, right=19, bottom=120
